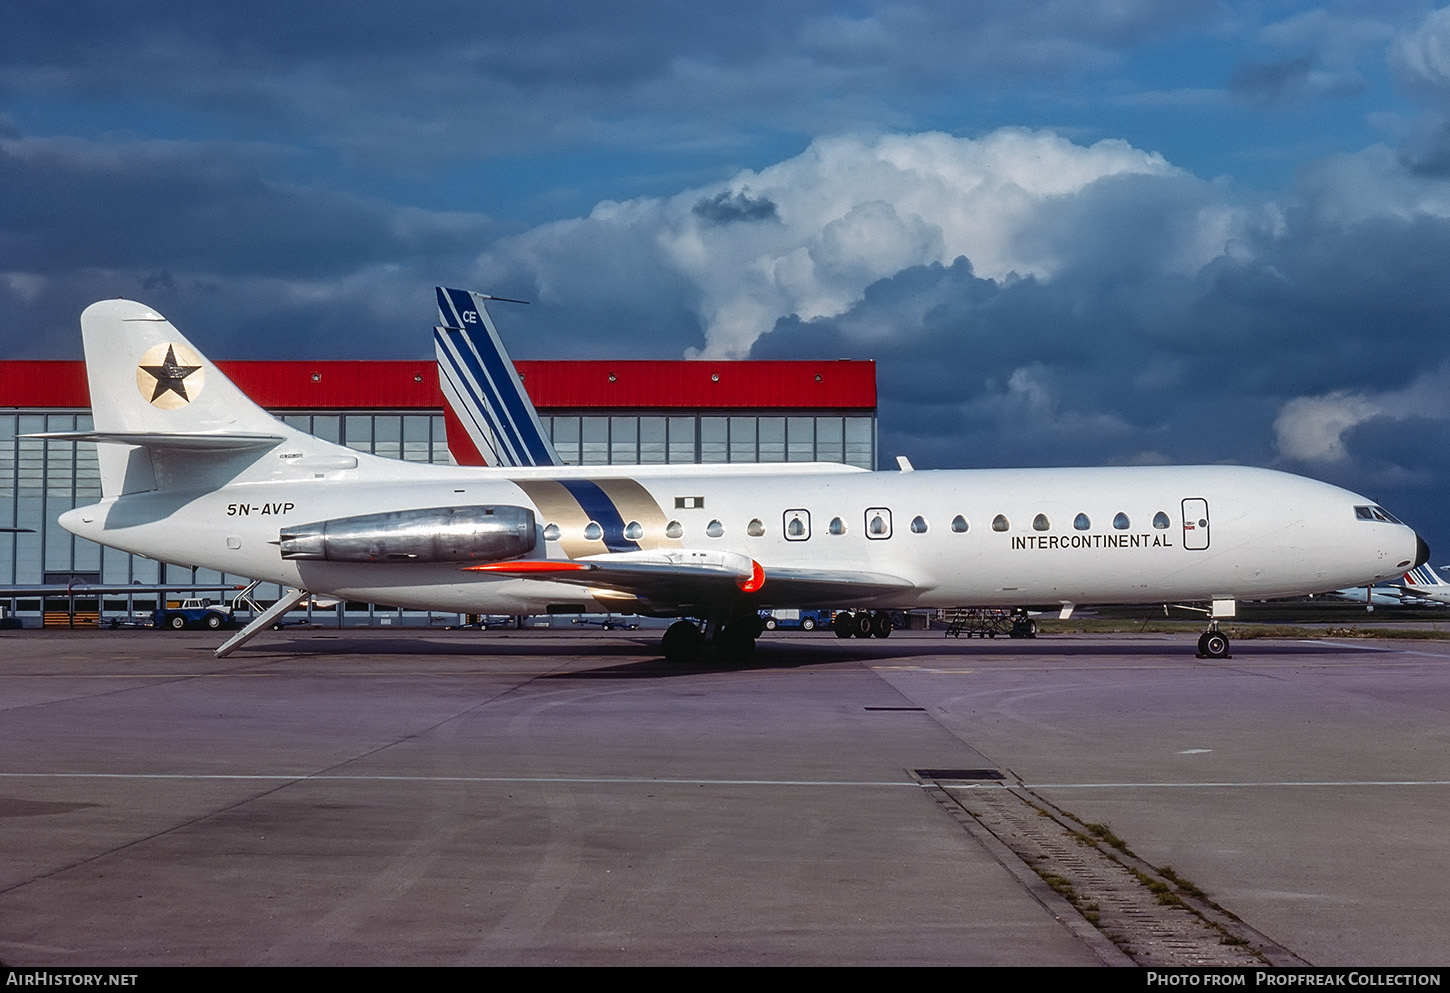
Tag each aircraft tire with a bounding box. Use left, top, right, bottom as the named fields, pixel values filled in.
left=717, top=622, right=757, bottom=664
left=800, top=617, right=816, bottom=631
left=1199, top=631, right=1231, bottom=659
left=833, top=612, right=855, bottom=638
left=662, top=620, right=705, bottom=663
left=851, top=612, right=874, bottom=638
left=870, top=611, right=893, bottom=638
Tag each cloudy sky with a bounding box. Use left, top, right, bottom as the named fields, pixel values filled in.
left=3, top=1, right=1449, bottom=556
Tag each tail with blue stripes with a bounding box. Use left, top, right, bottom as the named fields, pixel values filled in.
left=434, top=287, right=562, bottom=468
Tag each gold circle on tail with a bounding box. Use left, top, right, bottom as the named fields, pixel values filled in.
left=135, top=342, right=205, bottom=410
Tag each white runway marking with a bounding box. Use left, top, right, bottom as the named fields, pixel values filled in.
left=5, top=771, right=1450, bottom=789
left=0, top=771, right=917, bottom=788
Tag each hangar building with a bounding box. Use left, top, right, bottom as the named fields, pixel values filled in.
left=0, top=357, right=876, bottom=626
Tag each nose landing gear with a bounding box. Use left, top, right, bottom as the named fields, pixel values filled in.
left=1197, top=624, right=1231, bottom=659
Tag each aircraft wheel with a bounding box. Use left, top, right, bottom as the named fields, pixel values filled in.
left=168, top=615, right=187, bottom=631
left=763, top=617, right=778, bottom=631
left=833, top=612, right=855, bottom=639
left=870, top=611, right=893, bottom=638
left=1199, top=631, right=1231, bottom=659
left=205, top=614, right=223, bottom=630
left=662, top=620, right=705, bottom=663
left=717, top=622, right=757, bottom=664
left=800, top=617, right=816, bottom=632
left=851, top=611, right=874, bottom=638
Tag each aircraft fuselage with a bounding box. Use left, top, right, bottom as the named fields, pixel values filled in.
left=60, top=460, right=1420, bottom=615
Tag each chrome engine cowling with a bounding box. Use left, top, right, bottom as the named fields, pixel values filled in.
left=279, top=505, right=536, bottom=563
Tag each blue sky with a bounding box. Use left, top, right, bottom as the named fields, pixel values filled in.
left=3, top=1, right=1449, bottom=556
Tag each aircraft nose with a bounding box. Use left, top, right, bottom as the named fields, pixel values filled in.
left=1416, top=533, right=1431, bottom=569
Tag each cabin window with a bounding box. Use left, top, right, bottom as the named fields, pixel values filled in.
left=866, top=508, right=892, bottom=539
left=910, top=515, right=928, bottom=534
left=1032, top=514, right=1050, bottom=531
left=747, top=518, right=766, bottom=537
left=1073, top=513, right=1090, bottom=531
left=1113, top=512, right=1130, bottom=530
left=784, top=509, right=810, bottom=540
left=829, top=517, right=846, bottom=536
left=1152, top=511, right=1170, bottom=530
left=665, top=520, right=683, bottom=539
left=583, top=521, right=604, bottom=541
left=951, top=515, right=969, bottom=533
left=992, top=514, right=1009, bottom=532
left=706, top=520, right=724, bottom=538
left=543, top=523, right=561, bottom=541
left=624, top=521, right=644, bottom=540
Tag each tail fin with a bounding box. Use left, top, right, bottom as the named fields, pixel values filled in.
left=49, top=299, right=321, bottom=497
left=434, top=287, right=562, bottom=468
left=1404, top=564, right=1449, bottom=588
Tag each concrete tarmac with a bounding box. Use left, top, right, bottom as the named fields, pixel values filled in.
left=0, top=627, right=1447, bottom=966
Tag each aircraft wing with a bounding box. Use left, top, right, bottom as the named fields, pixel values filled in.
left=463, top=551, right=915, bottom=611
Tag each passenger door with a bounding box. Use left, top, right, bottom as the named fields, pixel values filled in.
left=1181, top=498, right=1210, bottom=550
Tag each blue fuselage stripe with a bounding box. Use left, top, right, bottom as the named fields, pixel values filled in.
left=558, top=479, right=639, bottom=552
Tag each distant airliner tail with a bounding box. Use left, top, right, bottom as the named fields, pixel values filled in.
left=434, top=287, right=562, bottom=468
left=1404, top=564, right=1449, bottom=588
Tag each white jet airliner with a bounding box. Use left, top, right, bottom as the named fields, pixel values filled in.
left=42, top=298, right=1428, bottom=663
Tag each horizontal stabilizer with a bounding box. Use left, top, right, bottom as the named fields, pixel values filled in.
left=27, top=431, right=283, bottom=451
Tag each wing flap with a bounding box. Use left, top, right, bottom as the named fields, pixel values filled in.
left=464, top=551, right=915, bottom=611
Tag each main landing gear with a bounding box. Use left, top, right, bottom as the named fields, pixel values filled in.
left=661, top=614, right=766, bottom=665
left=832, top=610, right=893, bottom=639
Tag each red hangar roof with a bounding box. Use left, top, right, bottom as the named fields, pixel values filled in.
left=0, top=359, right=876, bottom=411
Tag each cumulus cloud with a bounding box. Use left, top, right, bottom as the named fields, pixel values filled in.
left=1277, top=365, right=1450, bottom=467
left=478, top=129, right=1197, bottom=357
left=1274, top=391, right=1385, bottom=463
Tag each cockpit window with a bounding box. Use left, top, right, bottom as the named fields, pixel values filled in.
left=1356, top=505, right=1404, bottom=524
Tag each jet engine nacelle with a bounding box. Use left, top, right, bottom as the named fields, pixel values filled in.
left=279, top=505, right=536, bottom=563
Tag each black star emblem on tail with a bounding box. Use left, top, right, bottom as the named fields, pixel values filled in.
left=139, top=345, right=202, bottom=403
